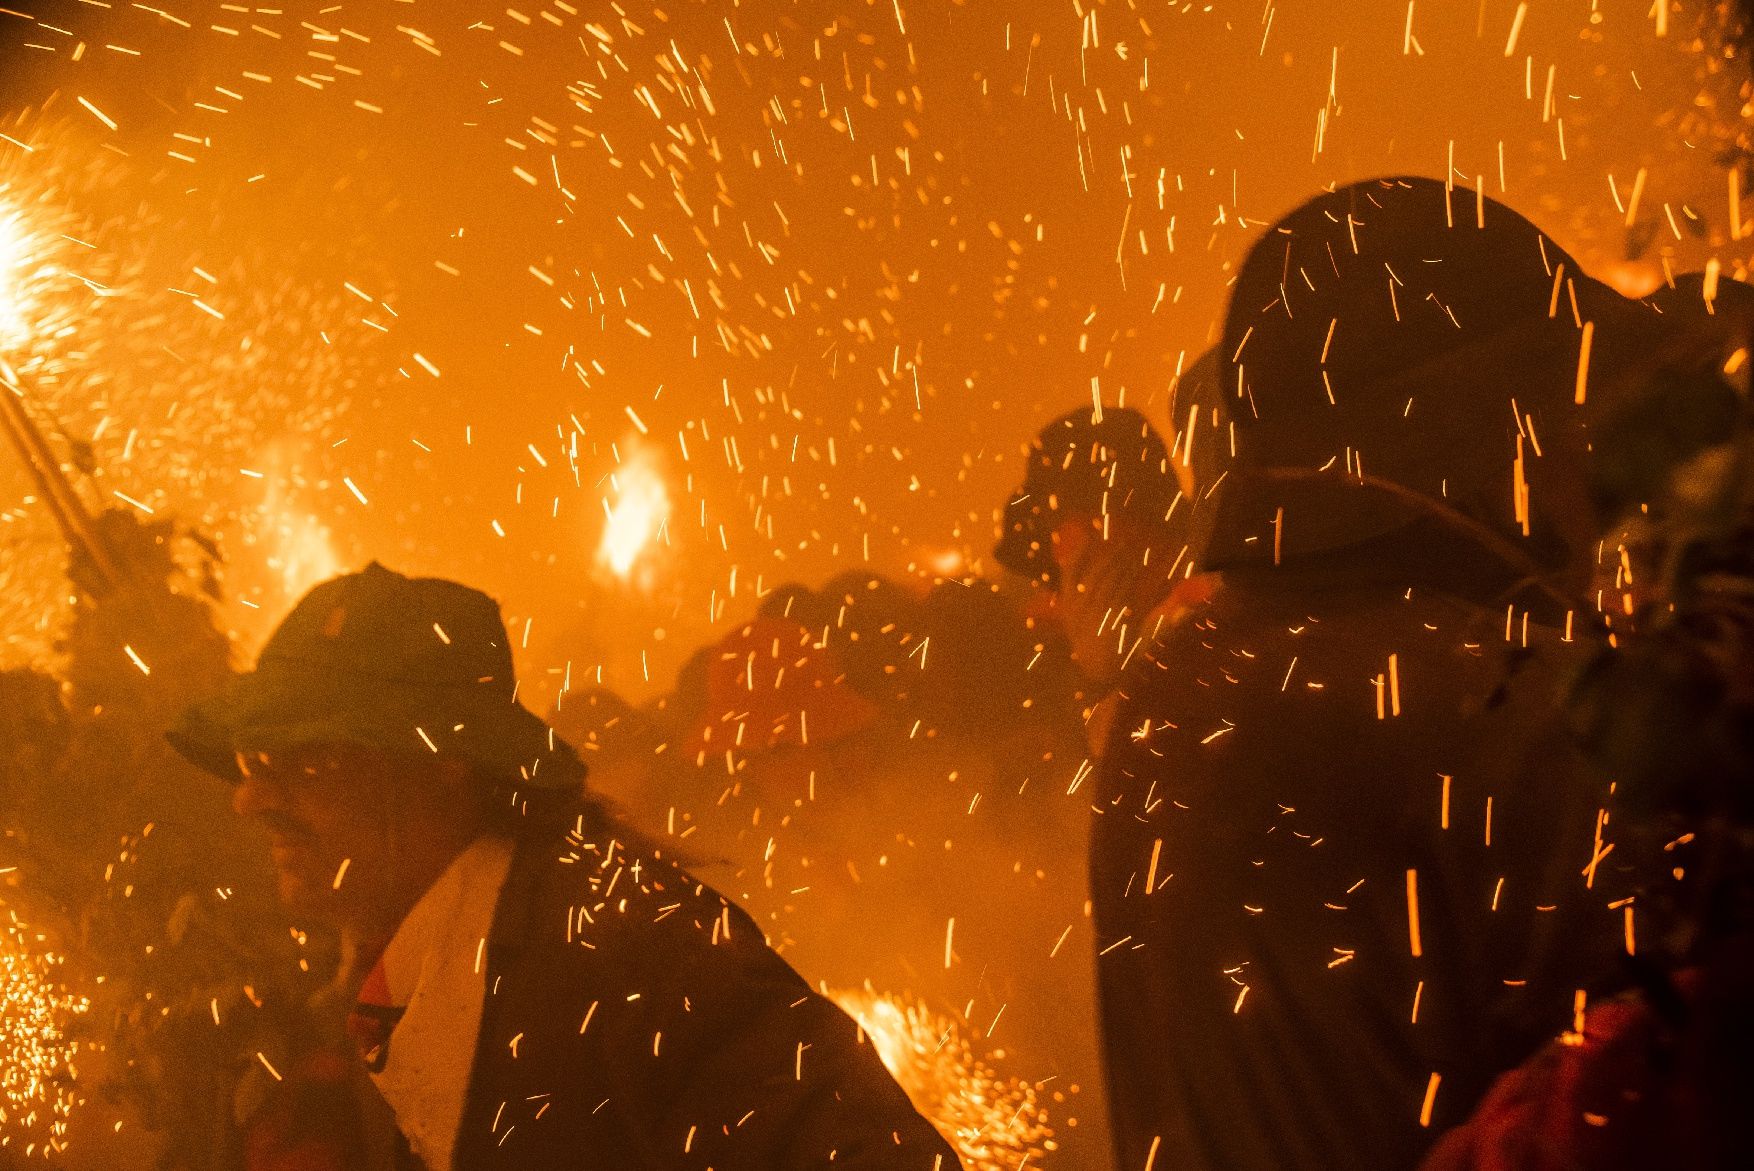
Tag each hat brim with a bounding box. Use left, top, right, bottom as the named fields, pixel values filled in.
left=167, top=661, right=584, bottom=791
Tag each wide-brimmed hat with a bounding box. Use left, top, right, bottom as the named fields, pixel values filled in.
left=167, top=562, right=584, bottom=790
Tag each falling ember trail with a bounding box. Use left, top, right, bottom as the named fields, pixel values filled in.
left=1406, top=869, right=1424, bottom=957
left=1419, top=1072, right=1441, bottom=1128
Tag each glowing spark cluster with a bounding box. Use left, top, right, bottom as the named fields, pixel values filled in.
left=0, top=187, right=85, bottom=369
left=0, top=911, right=87, bottom=1159
left=834, top=987, right=1056, bottom=1171
left=252, top=450, right=345, bottom=602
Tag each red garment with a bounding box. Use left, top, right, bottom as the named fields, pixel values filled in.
left=1422, top=959, right=1754, bottom=1171
left=347, top=952, right=403, bottom=1074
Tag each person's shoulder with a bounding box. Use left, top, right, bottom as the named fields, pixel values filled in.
left=513, top=800, right=779, bottom=975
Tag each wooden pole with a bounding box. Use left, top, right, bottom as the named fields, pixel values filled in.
left=0, top=373, right=124, bottom=593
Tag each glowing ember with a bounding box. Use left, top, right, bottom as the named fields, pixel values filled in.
left=596, top=440, right=670, bottom=582
left=0, top=910, right=87, bottom=1158
left=833, top=987, right=1056, bottom=1171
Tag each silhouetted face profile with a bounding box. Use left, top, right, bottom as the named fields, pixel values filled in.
left=232, top=743, right=475, bottom=927
left=996, top=405, right=1193, bottom=690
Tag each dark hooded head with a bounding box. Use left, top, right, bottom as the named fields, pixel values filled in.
left=1209, top=176, right=1716, bottom=605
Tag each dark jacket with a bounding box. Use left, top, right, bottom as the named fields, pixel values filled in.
left=1088, top=177, right=1695, bottom=1171
left=1093, top=561, right=1611, bottom=1171
left=450, top=800, right=959, bottom=1169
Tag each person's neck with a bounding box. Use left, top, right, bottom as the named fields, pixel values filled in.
left=337, top=830, right=488, bottom=985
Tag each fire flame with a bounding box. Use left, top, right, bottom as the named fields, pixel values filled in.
left=832, top=987, right=1057, bottom=1171
left=596, top=441, right=670, bottom=580
left=258, top=466, right=344, bottom=603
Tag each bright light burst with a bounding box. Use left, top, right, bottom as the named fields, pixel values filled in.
left=0, top=186, right=88, bottom=370
left=261, top=505, right=344, bottom=604
left=833, top=987, right=1056, bottom=1171
left=596, top=440, right=671, bottom=581
left=0, top=204, right=31, bottom=348
left=250, top=446, right=345, bottom=607
left=0, top=910, right=87, bottom=1159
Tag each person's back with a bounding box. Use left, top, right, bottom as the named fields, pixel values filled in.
left=1095, top=554, right=1607, bottom=1169
left=1421, top=277, right=1754, bottom=1171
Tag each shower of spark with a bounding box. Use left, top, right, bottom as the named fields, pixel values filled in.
left=596, top=440, right=671, bottom=582
left=0, top=910, right=88, bottom=1158
left=0, top=118, right=376, bottom=663
left=833, top=987, right=1056, bottom=1171
left=0, top=190, right=93, bottom=379
left=261, top=506, right=344, bottom=607
left=0, top=153, right=118, bottom=386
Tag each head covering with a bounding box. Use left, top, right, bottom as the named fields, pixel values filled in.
left=168, top=562, right=584, bottom=791
left=994, top=405, right=1183, bottom=587
left=1208, top=176, right=1695, bottom=588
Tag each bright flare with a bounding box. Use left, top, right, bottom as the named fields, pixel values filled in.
left=0, top=203, right=32, bottom=349
left=596, top=443, right=670, bottom=580
left=258, top=460, right=345, bottom=603
left=266, top=506, right=344, bottom=602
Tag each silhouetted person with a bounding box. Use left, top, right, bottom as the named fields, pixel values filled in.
left=993, top=398, right=1223, bottom=701
left=170, top=563, right=959, bottom=1171
left=1086, top=177, right=1728, bottom=1170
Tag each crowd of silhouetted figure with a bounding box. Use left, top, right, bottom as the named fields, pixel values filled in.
left=6, top=172, right=1754, bottom=1171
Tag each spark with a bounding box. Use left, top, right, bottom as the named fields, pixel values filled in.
left=74, top=97, right=116, bottom=132
left=1419, top=1072, right=1441, bottom=1127
left=1503, top=4, right=1527, bottom=57
left=1405, top=869, right=1423, bottom=957
left=833, top=988, right=1056, bottom=1171
left=0, top=910, right=89, bottom=1153
left=1, top=122, right=363, bottom=666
